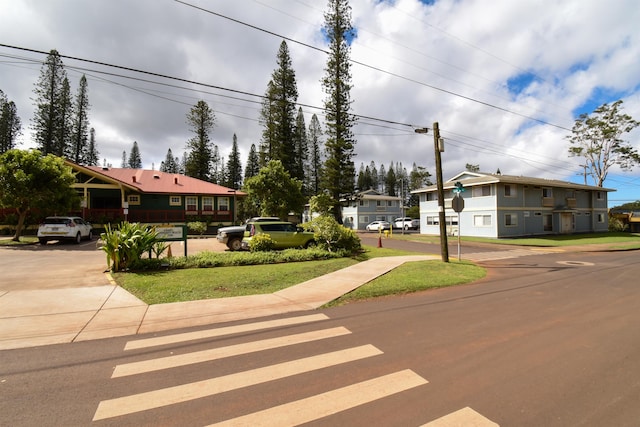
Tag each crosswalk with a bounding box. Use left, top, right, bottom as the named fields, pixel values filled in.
left=92, top=314, right=499, bottom=426
left=465, top=247, right=562, bottom=262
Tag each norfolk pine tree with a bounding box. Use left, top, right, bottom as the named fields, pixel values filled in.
left=321, top=0, right=357, bottom=222
left=32, top=50, right=68, bottom=155
left=185, top=100, right=216, bottom=181
left=160, top=148, right=179, bottom=173
left=71, top=75, right=90, bottom=164
left=567, top=100, right=640, bottom=187
left=0, top=89, right=22, bottom=154
left=86, top=128, right=99, bottom=166
left=293, top=107, right=308, bottom=189
left=307, top=113, right=323, bottom=195
left=56, top=77, right=74, bottom=157
left=244, top=143, right=260, bottom=180
left=226, top=133, right=243, bottom=189
left=259, top=40, right=299, bottom=174
left=128, top=141, right=142, bottom=168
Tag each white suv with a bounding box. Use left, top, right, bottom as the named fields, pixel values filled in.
left=394, top=217, right=420, bottom=230
left=37, top=216, right=93, bottom=244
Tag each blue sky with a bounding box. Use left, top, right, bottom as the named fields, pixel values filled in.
left=0, top=0, right=638, bottom=206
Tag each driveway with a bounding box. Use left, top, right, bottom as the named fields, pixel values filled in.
left=0, top=238, right=227, bottom=291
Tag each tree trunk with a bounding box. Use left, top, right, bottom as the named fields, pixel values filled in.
left=12, top=209, right=27, bottom=242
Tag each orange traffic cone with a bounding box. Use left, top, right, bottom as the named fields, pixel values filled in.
left=377, top=235, right=382, bottom=248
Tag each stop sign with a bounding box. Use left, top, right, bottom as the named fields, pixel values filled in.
left=452, top=195, right=465, bottom=212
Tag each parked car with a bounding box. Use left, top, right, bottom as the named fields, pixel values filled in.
left=241, top=221, right=316, bottom=250
left=216, top=217, right=280, bottom=251
left=394, top=217, right=420, bottom=230
left=365, top=220, right=391, bottom=232
left=37, top=216, right=93, bottom=244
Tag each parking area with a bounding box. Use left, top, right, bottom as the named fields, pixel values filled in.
left=0, top=237, right=227, bottom=291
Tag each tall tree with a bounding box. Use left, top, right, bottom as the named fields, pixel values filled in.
left=567, top=100, right=640, bottom=187
left=465, top=163, right=480, bottom=172
left=306, top=113, right=323, bottom=195
left=0, top=89, right=22, bottom=154
left=121, top=150, right=127, bottom=168
left=378, top=163, right=386, bottom=193
left=0, top=149, right=78, bottom=241
left=56, top=77, right=73, bottom=157
left=32, top=49, right=68, bottom=155
left=210, top=145, right=221, bottom=183
left=408, top=163, right=432, bottom=207
left=128, top=141, right=142, bottom=168
left=226, top=133, right=243, bottom=189
left=259, top=40, right=299, bottom=174
left=160, top=148, right=179, bottom=173
left=85, top=127, right=99, bottom=166
left=321, top=0, right=357, bottom=222
left=369, top=161, right=379, bottom=191
left=244, top=143, right=260, bottom=181
left=70, top=75, right=90, bottom=164
left=386, top=162, right=397, bottom=196
left=293, top=107, right=308, bottom=187
left=185, top=100, right=216, bottom=181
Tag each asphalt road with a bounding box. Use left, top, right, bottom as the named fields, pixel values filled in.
left=1, top=248, right=638, bottom=426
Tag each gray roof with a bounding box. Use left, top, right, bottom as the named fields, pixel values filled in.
left=412, top=172, right=615, bottom=194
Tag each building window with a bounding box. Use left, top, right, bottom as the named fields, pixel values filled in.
left=169, top=196, right=181, bottom=206
left=359, top=199, right=369, bottom=207
left=597, top=213, right=605, bottom=223
left=543, top=188, right=553, bottom=198
left=543, top=214, right=553, bottom=231
left=505, top=213, right=517, bottom=227
left=359, top=215, right=370, bottom=224
left=596, top=191, right=604, bottom=200
left=202, top=197, right=213, bottom=212
left=473, top=185, right=491, bottom=197
left=426, top=216, right=439, bottom=225
left=504, top=184, right=516, bottom=197
left=185, top=196, right=197, bottom=212
left=218, top=197, right=229, bottom=211
left=387, top=200, right=394, bottom=207
left=566, top=190, right=575, bottom=199
left=474, top=215, right=491, bottom=227
left=127, top=194, right=141, bottom=205
left=426, top=192, right=437, bottom=201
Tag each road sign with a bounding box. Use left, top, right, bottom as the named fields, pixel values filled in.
left=452, top=194, right=465, bottom=212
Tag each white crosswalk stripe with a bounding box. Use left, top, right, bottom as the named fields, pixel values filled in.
left=94, top=313, right=498, bottom=425
left=465, top=248, right=559, bottom=262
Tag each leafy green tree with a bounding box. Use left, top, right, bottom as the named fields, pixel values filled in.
left=185, top=100, right=216, bottom=181
left=0, top=149, right=78, bottom=241
left=85, top=127, right=99, bottom=166
left=306, top=113, right=323, bottom=195
left=128, top=141, right=142, bottom=168
left=32, top=50, right=68, bottom=155
left=0, top=89, right=22, bottom=154
left=243, top=160, right=305, bottom=220
left=226, top=133, right=243, bottom=189
left=244, top=143, right=260, bottom=180
left=567, top=100, right=640, bottom=187
left=70, top=75, right=90, bottom=164
left=259, top=40, right=299, bottom=174
left=321, top=0, right=357, bottom=221
left=465, top=163, right=480, bottom=172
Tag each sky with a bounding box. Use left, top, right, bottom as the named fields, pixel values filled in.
left=1, top=0, right=639, bottom=207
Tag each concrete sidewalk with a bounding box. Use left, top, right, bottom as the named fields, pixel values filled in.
left=0, top=255, right=435, bottom=350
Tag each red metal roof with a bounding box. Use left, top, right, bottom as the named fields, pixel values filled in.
left=80, top=165, right=245, bottom=196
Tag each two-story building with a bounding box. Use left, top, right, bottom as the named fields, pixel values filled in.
left=412, top=171, right=614, bottom=238
left=340, top=189, right=403, bottom=230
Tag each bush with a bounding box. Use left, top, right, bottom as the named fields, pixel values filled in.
left=609, top=216, right=628, bottom=232
left=187, top=221, right=207, bottom=235
left=100, top=222, right=159, bottom=271
left=250, top=233, right=276, bottom=252
left=304, top=215, right=361, bottom=253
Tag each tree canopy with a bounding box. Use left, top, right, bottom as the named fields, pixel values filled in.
left=243, top=160, right=305, bottom=220
left=567, top=100, right=640, bottom=187
left=0, top=89, right=22, bottom=154
left=0, top=149, right=78, bottom=241
left=185, top=100, right=216, bottom=181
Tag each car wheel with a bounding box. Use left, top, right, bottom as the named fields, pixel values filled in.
left=304, top=240, right=317, bottom=249
left=38, top=238, right=47, bottom=245
left=227, top=238, right=242, bottom=251
left=74, top=232, right=82, bottom=244
left=88, top=230, right=93, bottom=241
left=404, top=225, right=409, bottom=230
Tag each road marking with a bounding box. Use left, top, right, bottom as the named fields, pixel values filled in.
left=207, top=369, right=428, bottom=426
left=421, top=406, right=499, bottom=426
left=113, top=327, right=352, bottom=378
left=124, top=313, right=329, bottom=350
left=93, top=344, right=382, bottom=421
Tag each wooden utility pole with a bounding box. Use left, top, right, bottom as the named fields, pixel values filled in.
left=433, top=122, right=449, bottom=262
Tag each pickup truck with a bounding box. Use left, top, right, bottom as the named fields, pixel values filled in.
left=216, top=217, right=280, bottom=251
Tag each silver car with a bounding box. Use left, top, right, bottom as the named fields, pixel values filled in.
left=37, top=216, right=93, bottom=244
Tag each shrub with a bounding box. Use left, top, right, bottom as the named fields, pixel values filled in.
left=609, top=216, right=628, bottom=232
left=250, top=233, right=276, bottom=252
left=187, top=221, right=207, bottom=235
left=100, top=222, right=159, bottom=271
left=304, top=215, right=361, bottom=253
